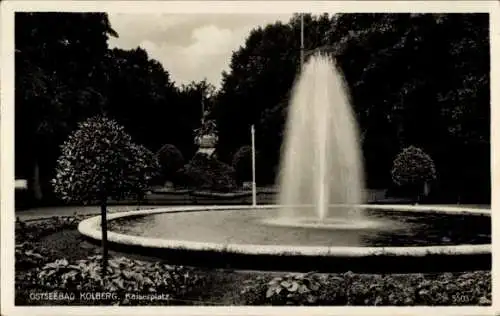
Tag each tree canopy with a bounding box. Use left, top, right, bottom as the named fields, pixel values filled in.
left=15, top=13, right=118, bottom=200
left=16, top=12, right=490, bottom=204
left=15, top=13, right=211, bottom=201
left=213, top=13, right=489, bottom=202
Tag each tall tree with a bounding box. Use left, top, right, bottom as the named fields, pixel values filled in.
left=104, top=47, right=178, bottom=151
left=213, top=20, right=296, bottom=165
left=104, top=49, right=217, bottom=161
left=212, top=13, right=490, bottom=201
left=15, top=12, right=117, bottom=201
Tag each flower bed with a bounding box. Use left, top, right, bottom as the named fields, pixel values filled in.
left=15, top=215, right=94, bottom=270
left=240, top=271, right=491, bottom=306
left=16, top=256, right=208, bottom=306
left=15, top=216, right=210, bottom=305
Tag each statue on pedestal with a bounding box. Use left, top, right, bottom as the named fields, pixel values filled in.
left=194, top=110, right=218, bottom=157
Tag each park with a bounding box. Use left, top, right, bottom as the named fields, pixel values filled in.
left=14, top=12, right=491, bottom=306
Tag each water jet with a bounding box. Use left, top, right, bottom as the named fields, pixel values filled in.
left=277, top=52, right=365, bottom=228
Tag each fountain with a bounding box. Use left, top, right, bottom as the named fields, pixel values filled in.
left=263, top=52, right=382, bottom=231
left=78, top=53, right=491, bottom=273
left=279, top=52, right=363, bottom=220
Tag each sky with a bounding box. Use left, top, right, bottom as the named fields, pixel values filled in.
left=107, top=14, right=293, bottom=89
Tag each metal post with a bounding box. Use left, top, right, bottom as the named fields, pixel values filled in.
left=300, top=13, right=304, bottom=68
left=201, top=92, right=205, bottom=125
left=251, top=125, right=257, bottom=207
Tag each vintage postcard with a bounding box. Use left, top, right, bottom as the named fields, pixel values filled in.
left=1, top=1, right=498, bottom=315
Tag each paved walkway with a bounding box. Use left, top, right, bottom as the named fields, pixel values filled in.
left=16, top=205, right=166, bottom=222
left=15, top=203, right=490, bottom=222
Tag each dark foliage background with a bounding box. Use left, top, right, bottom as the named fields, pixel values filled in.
left=15, top=12, right=490, bottom=205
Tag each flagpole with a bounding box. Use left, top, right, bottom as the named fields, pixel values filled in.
left=251, top=125, right=257, bottom=207
left=300, top=13, right=304, bottom=68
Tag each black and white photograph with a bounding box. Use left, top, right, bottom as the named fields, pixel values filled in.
left=1, top=0, right=497, bottom=314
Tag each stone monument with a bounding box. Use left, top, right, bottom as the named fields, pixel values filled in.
left=194, top=110, right=218, bottom=157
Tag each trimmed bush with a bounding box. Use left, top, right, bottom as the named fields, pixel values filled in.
left=156, top=144, right=185, bottom=185
left=177, top=153, right=237, bottom=192
left=52, top=115, right=159, bottom=204
left=391, top=146, right=437, bottom=194
left=52, top=115, right=160, bottom=272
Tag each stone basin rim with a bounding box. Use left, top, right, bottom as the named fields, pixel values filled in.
left=77, top=204, right=491, bottom=258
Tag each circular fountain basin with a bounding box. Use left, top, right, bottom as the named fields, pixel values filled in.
left=78, top=205, right=491, bottom=273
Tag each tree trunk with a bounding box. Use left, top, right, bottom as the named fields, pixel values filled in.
left=100, top=198, right=109, bottom=277
left=32, top=160, right=43, bottom=201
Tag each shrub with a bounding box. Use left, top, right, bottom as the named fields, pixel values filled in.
left=177, top=153, right=236, bottom=192
left=232, top=145, right=255, bottom=184
left=391, top=146, right=437, bottom=189
left=16, top=242, right=48, bottom=270
left=241, top=272, right=347, bottom=306
left=156, top=144, right=185, bottom=184
left=52, top=115, right=159, bottom=204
